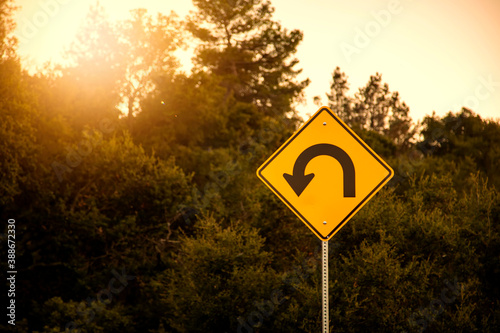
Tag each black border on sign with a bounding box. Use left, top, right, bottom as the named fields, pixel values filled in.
left=257, top=107, right=394, bottom=240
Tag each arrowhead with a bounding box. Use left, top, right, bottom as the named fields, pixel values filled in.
left=283, top=173, right=315, bottom=196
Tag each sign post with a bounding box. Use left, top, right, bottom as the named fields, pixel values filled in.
left=322, top=240, right=328, bottom=333
left=257, top=106, right=394, bottom=331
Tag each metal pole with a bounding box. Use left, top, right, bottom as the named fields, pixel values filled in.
left=322, top=240, right=329, bottom=333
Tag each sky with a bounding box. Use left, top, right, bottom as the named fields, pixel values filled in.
left=12, top=0, right=500, bottom=122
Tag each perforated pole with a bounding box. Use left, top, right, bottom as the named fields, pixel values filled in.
left=322, top=240, right=329, bottom=333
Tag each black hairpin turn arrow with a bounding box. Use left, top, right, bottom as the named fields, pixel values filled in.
left=283, top=144, right=355, bottom=197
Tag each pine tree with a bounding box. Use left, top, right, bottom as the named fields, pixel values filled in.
left=187, top=0, right=309, bottom=118
left=324, top=68, right=415, bottom=151
left=326, top=66, right=352, bottom=123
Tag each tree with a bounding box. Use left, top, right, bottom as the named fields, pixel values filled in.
left=62, top=5, right=182, bottom=131
left=325, top=66, right=352, bottom=123
left=187, top=0, right=309, bottom=119
left=154, top=216, right=280, bottom=332
left=0, top=0, right=38, bottom=206
left=6, top=0, right=500, bottom=331
left=134, top=0, right=310, bottom=200
left=323, top=68, right=415, bottom=151
left=117, top=8, right=182, bottom=120
left=418, top=108, right=500, bottom=189
left=61, top=2, right=123, bottom=131
left=0, top=0, right=16, bottom=58
left=9, top=133, right=194, bottom=333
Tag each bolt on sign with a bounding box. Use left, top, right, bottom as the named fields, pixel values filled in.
left=257, top=106, right=394, bottom=241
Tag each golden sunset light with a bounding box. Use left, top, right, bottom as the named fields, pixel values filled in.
left=14, top=0, right=195, bottom=71
left=2, top=1, right=500, bottom=331
left=12, top=0, right=500, bottom=121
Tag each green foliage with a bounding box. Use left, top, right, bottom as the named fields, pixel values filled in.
left=0, top=53, right=38, bottom=206
left=63, top=3, right=182, bottom=125
left=2, top=0, right=500, bottom=332
left=323, top=67, right=416, bottom=152
left=418, top=108, right=500, bottom=189
left=61, top=3, right=123, bottom=130
left=0, top=0, right=16, bottom=58
left=154, top=216, right=279, bottom=332
left=188, top=0, right=309, bottom=118
left=37, top=296, right=133, bottom=333
left=35, top=133, right=193, bottom=274
left=116, top=8, right=182, bottom=118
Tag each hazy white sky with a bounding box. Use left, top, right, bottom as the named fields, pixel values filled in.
left=13, top=0, right=500, bottom=122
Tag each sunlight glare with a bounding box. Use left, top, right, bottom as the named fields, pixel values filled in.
left=14, top=0, right=195, bottom=72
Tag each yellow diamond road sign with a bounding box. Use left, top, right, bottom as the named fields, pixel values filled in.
left=257, top=106, right=394, bottom=241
